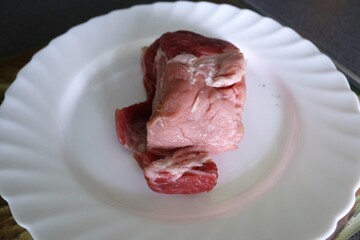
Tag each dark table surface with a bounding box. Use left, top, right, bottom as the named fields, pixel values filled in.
left=241, top=0, right=360, bottom=90
left=0, top=0, right=359, bottom=239
left=1, top=0, right=359, bottom=90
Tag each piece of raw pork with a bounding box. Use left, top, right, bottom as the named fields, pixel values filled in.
left=115, top=31, right=246, bottom=194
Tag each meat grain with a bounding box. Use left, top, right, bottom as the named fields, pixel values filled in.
left=115, top=31, right=246, bottom=194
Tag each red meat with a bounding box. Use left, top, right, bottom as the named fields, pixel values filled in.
left=144, top=31, right=246, bottom=154
left=144, top=148, right=218, bottom=194
left=115, top=31, right=246, bottom=194
left=115, top=103, right=218, bottom=193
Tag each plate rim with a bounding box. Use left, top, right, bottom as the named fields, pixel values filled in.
left=0, top=1, right=360, bottom=240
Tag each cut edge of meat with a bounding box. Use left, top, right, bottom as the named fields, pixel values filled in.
left=143, top=150, right=218, bottom=194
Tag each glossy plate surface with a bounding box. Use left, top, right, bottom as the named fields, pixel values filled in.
left=0, top=2, right=360, bottom=239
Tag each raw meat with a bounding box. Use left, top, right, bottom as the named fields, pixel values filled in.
left=115, top=101, right=154, bottom=168
left=115, top=103, right=218, bottom=194
left=144, top=148, right=218, bottom=194
left=115, top=31, right=246, bottom=194
left=145, top=31, right=246, bottom=154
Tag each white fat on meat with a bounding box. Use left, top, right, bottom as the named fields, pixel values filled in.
left=144, top=154, right=212, bottom=182
left=167, top=52, right=246, bottom=88
left=191, top=95, right=201, bottom=113
left=171, top=54, right=197, bottom=65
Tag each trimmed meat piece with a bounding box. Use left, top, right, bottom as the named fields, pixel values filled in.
left=115, top=101, right=153, bottom=168
left=144, top=31, right=246, bottom=154
left=144, top=148, right=218, bottom=194
left=115, top=101, right=151, bottom=152
left=115, top=31, right=246, bottom=194
left=115, top=103, right=218, bottom=193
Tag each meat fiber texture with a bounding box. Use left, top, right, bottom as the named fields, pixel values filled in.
left=115, top=31, right=246, bottom=194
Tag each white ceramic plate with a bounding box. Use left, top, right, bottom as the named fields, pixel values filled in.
left=1, top=1, right=360, bottom=239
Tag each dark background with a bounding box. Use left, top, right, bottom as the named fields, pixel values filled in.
left=1, top=0, right=359, bottom=89
left=0, top=0, right=161, bottom=58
